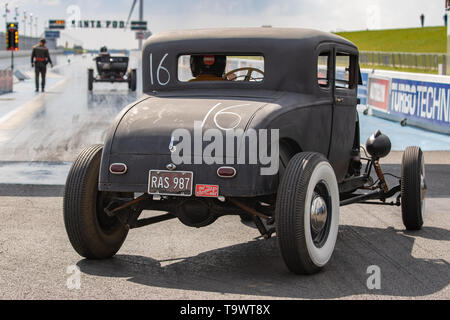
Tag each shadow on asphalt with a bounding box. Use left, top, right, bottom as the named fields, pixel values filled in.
left=77, top=225, right=450, bottom=299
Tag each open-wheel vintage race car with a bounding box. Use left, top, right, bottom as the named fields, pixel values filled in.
left=65, top=28, right=427, bottom=275
left=88, top=47, right=137, bottom=92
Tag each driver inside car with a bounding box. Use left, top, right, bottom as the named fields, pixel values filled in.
left=190, top=55, right=227, bottom=81
left=99, top=46, right=110, bottom=56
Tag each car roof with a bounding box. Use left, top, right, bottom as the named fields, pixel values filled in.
left=142, top=28, right=358, bottom=94
left=146, top=27, right=355, bottom=48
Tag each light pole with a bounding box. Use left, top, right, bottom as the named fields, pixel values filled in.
left=139, top=0, right=143, bottom=50
left=23, top=10, right=26, bottom=49
left=23, top=10, right=26, bottom=35
left=29, top=13, right=33, bottom=41
left=126, top=0, right=146, bottom=50
left=34, top=16, right=38, bottom=38
left=3, top=3, right=9, bottom=29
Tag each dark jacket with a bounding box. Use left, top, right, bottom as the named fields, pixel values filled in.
left=31, top=45, right=53, bottom=66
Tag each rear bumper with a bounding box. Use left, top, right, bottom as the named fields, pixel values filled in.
left=99, top=154, right=279, bottom=197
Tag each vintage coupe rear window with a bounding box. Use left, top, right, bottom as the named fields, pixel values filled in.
left=178, top=55, right=265, bottom=82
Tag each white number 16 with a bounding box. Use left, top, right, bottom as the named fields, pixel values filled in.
left=150, top=53, right=170, bottom=86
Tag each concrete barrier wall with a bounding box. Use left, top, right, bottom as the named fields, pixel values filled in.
left=362, top=69, right=450, bottom=135
left=0, top=69, right=13, bottom=94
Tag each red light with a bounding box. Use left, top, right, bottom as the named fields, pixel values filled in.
left=217, top=167, right=236, bottom=178
left=109, top=163, right=127, bottom=175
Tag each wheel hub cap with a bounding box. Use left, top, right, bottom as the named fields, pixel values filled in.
left=420, top=159, right=427, bottom=219
left=311, top=195, right=328, bottom=234
left=420, top=173, right=427, bottom=201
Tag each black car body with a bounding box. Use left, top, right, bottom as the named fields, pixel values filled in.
left=100, top=28, right=359, bottom=195
left=64, top=28, right=426, bottom=275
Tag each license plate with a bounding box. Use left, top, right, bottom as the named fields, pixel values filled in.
left=148, top=170, right=193, bottom=197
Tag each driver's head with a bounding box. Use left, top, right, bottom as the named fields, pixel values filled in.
left=190, top=55, right=226, bottom=78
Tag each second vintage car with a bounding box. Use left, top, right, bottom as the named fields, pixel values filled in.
left=64, top=28, right=426, bottom=275
left=88, top=46, right=137, bottom=92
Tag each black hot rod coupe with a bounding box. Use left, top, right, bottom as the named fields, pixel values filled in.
left=88, top=47, right=137, bottom=92
left=64, top=28, right=426, bottom=274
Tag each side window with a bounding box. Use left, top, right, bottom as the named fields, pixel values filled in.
left=335, top=52, right=355, bottom=89
left=317, top=52, right=330, bottom=87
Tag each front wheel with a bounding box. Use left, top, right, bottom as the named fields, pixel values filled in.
left=63, top=145, right=130, bottom=259
left=401, top=146, right=426, bottom=230
left=88, top=69, right=94, bottom=91
left=276, top=152, right=340, bottom=275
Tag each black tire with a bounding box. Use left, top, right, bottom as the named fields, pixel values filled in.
left=63, top=145, right=129, bottom=259
left=276, top=152, right=340, bottom=275
left=401, top=146, right=426, bottom=231
left=129, top=69, right=137, bottom=92
left=88, top=69, right=94, bottom=91
left=278, top=144, right=292, bottom=183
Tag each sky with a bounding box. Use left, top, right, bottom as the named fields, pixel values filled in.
left=0, top=0, right=447, bottom=49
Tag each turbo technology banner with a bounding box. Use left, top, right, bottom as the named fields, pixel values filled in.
left=390, top=78, right=450, bottom=128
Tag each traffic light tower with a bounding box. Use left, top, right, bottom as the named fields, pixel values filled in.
left=6, top=22, right=19, bottom=70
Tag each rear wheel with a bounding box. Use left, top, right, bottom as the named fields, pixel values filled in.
left=88, top=69, right=94, bottom=91
left=401, top=146, right=426, bottom=230
left=276, top=152, right=340, bottom=274
left=63, top=145, right=130, bottom=259
left=129, top=69, right=137, bottom=92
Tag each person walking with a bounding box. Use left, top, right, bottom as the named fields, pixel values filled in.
left=31, top=38, right=53, bottom=92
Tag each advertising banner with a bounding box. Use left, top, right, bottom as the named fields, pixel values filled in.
left=70, top=20, right=125, bottom=29
left=367, top=76, right=390, bottom=112
left=390, top=78, right=450, bottom=129
left=358, top=71, right=369, bottom=105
